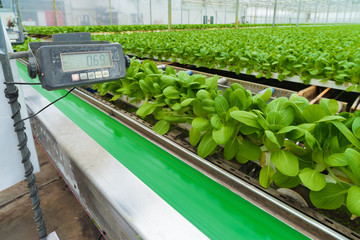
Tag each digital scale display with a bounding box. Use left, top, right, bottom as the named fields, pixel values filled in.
left=61, top=51, right=112, bottom=72
left=28, top=34, right=128, bottom=90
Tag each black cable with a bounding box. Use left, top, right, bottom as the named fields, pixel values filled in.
left=97, top=231, right=107, bottom=240
left=4, top=81, right=41, bottom=85
left=4, top=83, right=47, bottom=238
left=15, top=87, right=76, bottom=124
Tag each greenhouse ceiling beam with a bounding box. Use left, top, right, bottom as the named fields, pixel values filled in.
left=183, top=0, right=236, bottom=7
left=182, top=0, right=357, bottom=11
left=274, top=1, right=348, bottom=13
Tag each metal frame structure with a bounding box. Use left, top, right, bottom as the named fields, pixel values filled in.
left=43, top=0, right=360, bottom=26
left=179, top=0, right=359, bottom=25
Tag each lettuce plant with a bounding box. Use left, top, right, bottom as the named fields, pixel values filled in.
left=94, top=59, right=360, bottom=219
left=92, top=25, right=360, bottom=91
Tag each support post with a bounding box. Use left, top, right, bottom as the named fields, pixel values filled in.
left=335, top=0, right=340, bottom=24
left=224, top=0, right=227, bottom=23
left=343, top=0, right=348, bottom=24
left=265, top=6, right=268, bottom=24
left=254, top=6, right=256, bottom=24
left=354, top=3, right=358, bottom=23
left=14, top=0, right=24, bottom=32
left=235, top=0, right=240, bottom=28
left=188, top=9, right=190, bottom=24
left=109, top=0, right=112, bottom=25
left=150, top=0, right=152, bottom=24
left=0, top=24, right=47, bottom=238
left=313, top=0, right=318, bottom=26
left=137, top=0, right=140, bottom=24
left=349, top=0, right=354, bottom=23
left=272, top=0, right=278, bottom=27
left=52, top=0, right=58, bottom=26
left=204, top=0, right=207, bottom=24
left=168, top=0, right=172, bottom=30
left=296, top=0, right=302, bottom=27
left=325, top=0, right=331, bottom=26
left=180, top=0, right=182, bottom=24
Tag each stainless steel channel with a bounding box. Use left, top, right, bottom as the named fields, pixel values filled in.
left=23, top=84, right=209, bottom=240
left=73, top=88, right=349, bottom=240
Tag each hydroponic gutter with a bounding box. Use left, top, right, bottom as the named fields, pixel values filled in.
left=127, top=54, right=360, bottom=94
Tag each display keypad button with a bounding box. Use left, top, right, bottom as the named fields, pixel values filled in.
left=102, top=70, right=109, bottom=78
left=95, top=71, right=103, bottom=78
left=80, top=73, right=88, bottom=80
left=71, top=74, right=80, bottom=81
left=88, top=72, right=95, bottom=79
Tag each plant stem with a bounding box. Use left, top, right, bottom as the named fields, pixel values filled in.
left=340, top=167, right=360, bottom=186
left=327, top=167, right=342, bottom=185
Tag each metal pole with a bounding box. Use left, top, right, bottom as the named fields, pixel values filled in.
left=349, top=0, right=354, bottom=23
left=224, top=0, right=226, bottom=23
left=272, top=0, right=278, bottom=27
left=0, top=37, right=47, bottom=240
left=188, top=9, right=190, bottom=24
left=343, top=0, right=348, bottom=24
left=325, top=0, right=331, bottom=25
left=109, top=0, right=112, bottom=25
left=296, top=0, right=302, bottom=27
left=168, top=0, right=172, bottom=30
left=354, top=3, right=358, bottom=23
left=254, top=6, right=256, bottom=24
left=14, top=0, right=23, bottom=32
left=313, top=0, right=318, bottom=26
left=137, top=0, right=140, bottom=24
left=235, top=0, right=240, bottom=28
left=335, top=0, right=340, bottom=25
left=265, top=6, right=268, bottom=24
left=180, top=0, right=182, bottom=24
left=150, top=0, right=152, bottom=24
left=52, top=0, right=58, bottom=26
left=205, top=0, right=207, bottom=24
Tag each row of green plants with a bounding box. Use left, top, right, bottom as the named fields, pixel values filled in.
left=25, top=23, right=319, bottom=35
left=93, top=59, right=360, bottom=220
left=92, top=25, right=360, bottom=91
left=12, top=37, right=40, bottom=52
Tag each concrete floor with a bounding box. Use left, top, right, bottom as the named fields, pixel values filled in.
left=0, top=137, right=101, bottom=240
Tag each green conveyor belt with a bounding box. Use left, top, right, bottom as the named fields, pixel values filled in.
left=17, top=61, right=308, bottom=240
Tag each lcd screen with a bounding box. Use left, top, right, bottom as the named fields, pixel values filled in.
left=61, top=52, right=112, bottom=72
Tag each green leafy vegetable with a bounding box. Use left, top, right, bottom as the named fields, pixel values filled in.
left=310, top=183, right=349, bottom=209
left=153, top=120, right=170, bottom=135
left=270, top=150, right=299, bottom=177
left=346, top=186, right=360, bottom=217
left=299, top=168, right=326, bottom=191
